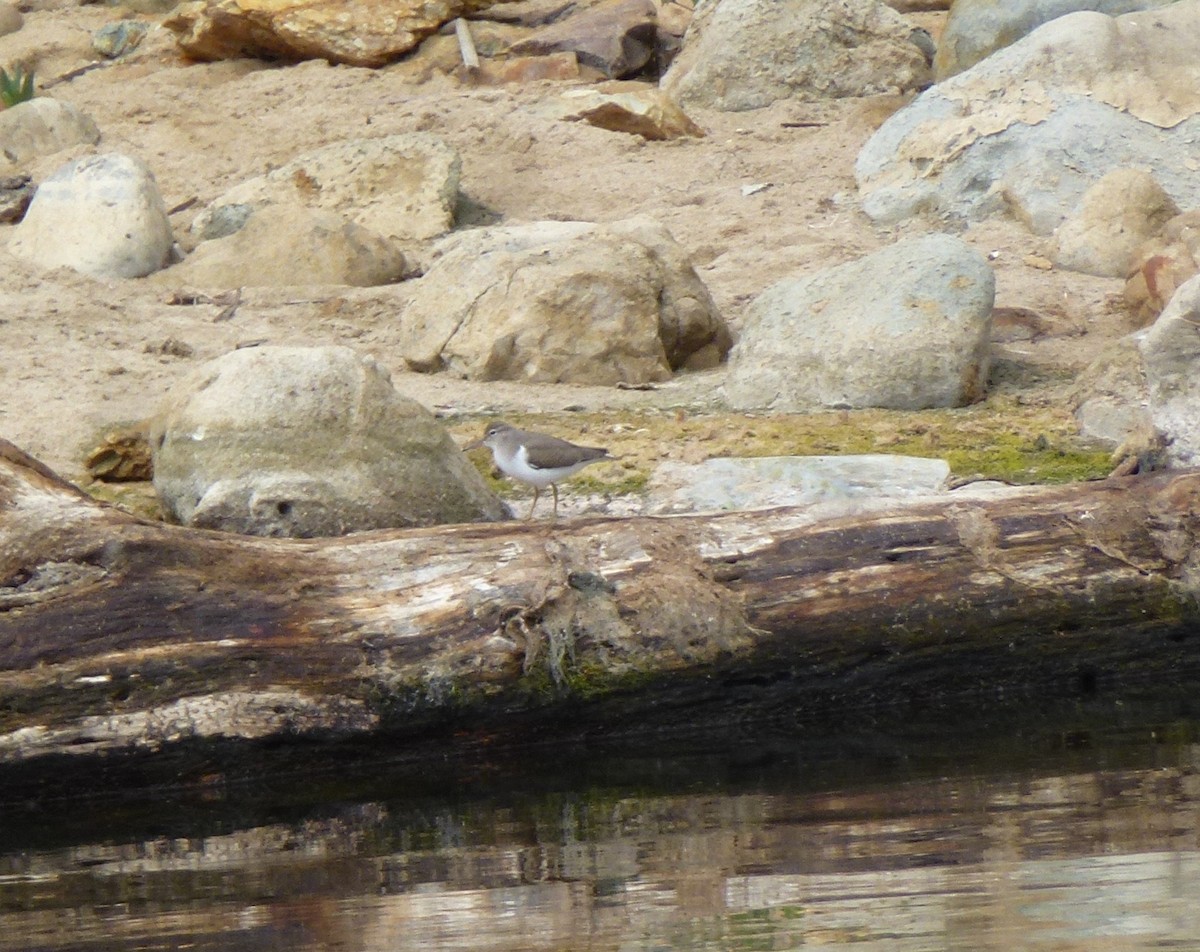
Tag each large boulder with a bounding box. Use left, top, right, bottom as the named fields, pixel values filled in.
left=660, top=0, right=931, bottom=112
left=190, top=134, right=460, bottom=246
left=151, top=346, right=507, bottom=536
left=8, top=153, right=173, bottom=279
left=1140, top=274, right=1200, bottom=466
left=856, top=2, right=1200, bottom=235
left=398, top=218, right=730, bottom=385
left=0, top=98, right=100, bottom=172
left=724, top=234, right=994, bottom=411
left=163, top=0, right=496, bottom=66
left=934, top=0, right=1176, bottom=79
left=164, top=204, right=406, bottom=288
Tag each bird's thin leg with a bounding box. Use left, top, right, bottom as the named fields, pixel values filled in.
left=551, top=483, right=559, bottom=520
left=527, top=486, right=540, bottom=520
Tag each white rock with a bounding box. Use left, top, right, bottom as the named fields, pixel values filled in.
left=724, top=234, right=995, bottom=411
left=647, top=455, right=952, bottom=514
left=151, top=346, right=507, bottom=536
left=1140, top=274, right=1200, bottom=466
left=8, top=153, right=173, bottom=279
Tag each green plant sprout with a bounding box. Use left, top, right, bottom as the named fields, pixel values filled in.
left=0, top=66, right=35, bottom=109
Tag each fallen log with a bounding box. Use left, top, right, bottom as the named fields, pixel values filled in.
left=1, top=438, right=1199, bottom=785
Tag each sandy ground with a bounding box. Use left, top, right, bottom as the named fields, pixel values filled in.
left=0, top=5, right=1135, bottom=486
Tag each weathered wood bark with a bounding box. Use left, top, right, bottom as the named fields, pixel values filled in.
left=2, top=439, right=1199, bottom=783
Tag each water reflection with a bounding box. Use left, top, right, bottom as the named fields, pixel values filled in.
left=2, top=730, right=1199, bottom=951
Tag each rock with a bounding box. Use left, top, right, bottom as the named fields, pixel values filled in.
left=857, top=3, right=1200, bottom=235
left=8, top=153, right=173, bottom=280
left=0, top=98, right=101, bottom=171
left=551, top=81, right=704, bottom=139
left=935, top=0, right=1174, bottom=80
left=646, top=455, right=951, bottom=514
left=190, top=134, right=459, bottom=247
left=163, top=0, right=495, bottom=67
left=508, top=0, right=658, bottom=78
left=724, top=234, right=994, bottom=411
left=0, top=174, right=33, bottom=223
left=398, top=217, right=730, bottom=384
left=86, top=424, right=154, bottom=482
left=163, top=204, right=407, bottom=288
left=660, top=0, right=931, bottom=112
left=473, top=51, right=586, bottom=84
left=1125, top=210, right=1200, bottom=324
left=1071, top=335, right=1152, bottom=446
left=882, top=0, right=950, bottom=10
left=93, top=20, right=150, bottom=58
left=151, top=345, right=507, bottom=536
left=0, top=2, right=22, bottom=36
left=471, top=0, right=584, bottom=27
left=1052, top=168, right=1180, bottom=278
left=1140, top=273, right=1200, bottom=466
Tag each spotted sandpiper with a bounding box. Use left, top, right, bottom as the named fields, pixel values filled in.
left=465, top=421, right=611, bottom=519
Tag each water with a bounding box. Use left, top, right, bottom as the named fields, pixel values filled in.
left=2, top=710, right=1199, bottom=951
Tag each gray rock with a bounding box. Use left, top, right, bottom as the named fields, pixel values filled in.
left=935, top=0, right=1175, bottom=79
left=162, top=204, right=407, bottom=288
left=8, top=153, right=173, bottom=279
left=398, top=217, right=730, bottom=384
left=1140, top=274, right=1200, bottom=465
left=93, top=20, right=150, bottom=58
left=661, top=0, right=931, bottom=112
left=151, top=345, right=507, bottom=536
left=1052, top=168, right=1180, bottom=277
left=857, top=3, right=1200, bottom=235
left=0, top=98, right=100, bottom=170
left=646, top=454, right=951, bottom=514
left=190, top=134, right=460, bottom=246
left=724, top=234, right=994, bottom=411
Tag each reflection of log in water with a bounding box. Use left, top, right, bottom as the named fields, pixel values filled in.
left=1, top=760, right=1198, bottom=951
left=1, top=438, right=1200, bottom=783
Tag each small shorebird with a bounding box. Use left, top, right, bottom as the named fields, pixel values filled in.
left=465, top=421, right=611, bottom=519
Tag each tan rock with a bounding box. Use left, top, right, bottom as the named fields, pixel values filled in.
left=1052, top=168, right=1180, bottom=278
left=0, top=98, right=100, bottom=172
left=1125, top=210, right=1200, bottom=324
left=398, top=217, right=730, bottom=384
left=662, top=0, right=931, bottom=112
left=164, top=204, right=407, bottom=288
left=0, top=1, right=23, bottom=37
left=164, top=0, right=500, bottom=67
left=475, top=51, right=585, bottom=84
left=553, top=80, right=704, bottom=139
left=191, top=134, right=460, bottom=245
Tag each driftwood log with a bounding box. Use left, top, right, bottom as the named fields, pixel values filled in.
left=2, top=439, right=1200, bottom=788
